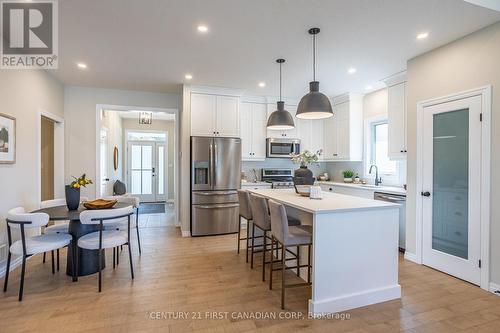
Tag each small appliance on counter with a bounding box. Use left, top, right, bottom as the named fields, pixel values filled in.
left=261, top=168, right=294, bottom=189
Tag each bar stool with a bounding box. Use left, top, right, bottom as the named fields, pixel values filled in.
left=248, top=193, right=301, bottom=281
left=237, top=190, right=252, bottom=262
left=268, top=199, right=312, bottom=310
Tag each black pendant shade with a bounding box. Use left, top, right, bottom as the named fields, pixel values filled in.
left=267, top=59, right=295, bottom=130
left=267, top=101, right=295, bottom=130
left=296, top=27, right=333, bottom=120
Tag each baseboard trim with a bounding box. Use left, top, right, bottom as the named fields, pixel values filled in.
left=181, top=230, right=191, bottom=237
left=404, top=251, right=420, bottom=264
left=0, top=256, right=25, bottom=278
left=309, top=284, right=401, bottom=314
left=489, top=282, right=500, bottom=296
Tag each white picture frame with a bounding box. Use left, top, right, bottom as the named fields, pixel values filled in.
left=0, top=113, right=16, bottom=164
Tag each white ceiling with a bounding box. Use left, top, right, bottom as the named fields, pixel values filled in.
left=53, top=0, right=500, bottom=98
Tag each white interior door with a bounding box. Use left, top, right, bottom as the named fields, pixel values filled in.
left=156, top=143, right=167, bottom=202
left=422, top=95, right=482, bottom=285
left=128, top=141, right=156, bottom=202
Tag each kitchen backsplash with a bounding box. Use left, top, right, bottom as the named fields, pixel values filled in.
left=242, top=159, right=364, bottom=183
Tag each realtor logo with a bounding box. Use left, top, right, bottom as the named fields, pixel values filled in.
left=1, top=0, right=58, bottom=69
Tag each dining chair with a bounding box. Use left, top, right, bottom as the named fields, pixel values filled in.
left=3, top=207, right=73, bottom=301
left=77, top=206, right=135, bottom=292
left=102, top=195, right=141, bottom=259
left=248, top=193, right=301, bottom=281
left=268, top=200, right=312, bottom=310
left=40, top=197, right=89, bottom=269
left=237, top=190, right=252, bottom=260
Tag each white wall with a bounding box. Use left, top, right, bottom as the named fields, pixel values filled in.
left=0, top=70, right=64, bottom=265
left=64, top=86, right=181, bottom=200
left=101, top=110, right=123, bottom=195
left=406, top=21, right=500, bottom=285
left=121, top=118, right=176, bottom=200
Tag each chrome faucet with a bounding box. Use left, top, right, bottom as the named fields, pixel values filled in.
left=369, top=164, right=382, bottom=186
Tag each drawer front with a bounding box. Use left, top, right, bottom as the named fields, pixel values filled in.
left=191, top=203, right=239, bottom=236
left=192, top=191, right=238, bottom=205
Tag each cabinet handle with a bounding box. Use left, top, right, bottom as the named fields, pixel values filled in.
left=333, top=153, right=338, bottom=156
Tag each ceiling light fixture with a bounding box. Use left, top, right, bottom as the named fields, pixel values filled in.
left=139, top=112, right=153, bottom=125
left=258, top=82, right=266, bottom=88
left=296, top=28, right=333, bottom=120
left=348, top=67, right=357, bottom=74
left=185, top=74, right=193, bottom=80
left=77, top=63, right=87, bottom=69
left=416, top=32, right=429, bottom=40
left=197, top=25, right=208, bottom=33
left=267, top=59, right=295, bottom=130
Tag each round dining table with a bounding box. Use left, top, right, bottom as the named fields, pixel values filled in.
left=32, top=202, right=131, bottom=278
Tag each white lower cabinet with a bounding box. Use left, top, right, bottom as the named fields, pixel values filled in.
left=319, top=183, right=374, bottom=199
left=240, top=102, right=267, bottom=160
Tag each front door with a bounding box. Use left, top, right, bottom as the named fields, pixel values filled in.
left=421, top=95, right=482, bottom=285
left=128, top=141, right=166, bottom=202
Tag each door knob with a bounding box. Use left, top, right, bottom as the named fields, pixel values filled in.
left=421, top=191, right=431, bottom=197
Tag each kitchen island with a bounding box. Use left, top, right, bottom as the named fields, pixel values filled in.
left=247, top=188, right=401, bottom=315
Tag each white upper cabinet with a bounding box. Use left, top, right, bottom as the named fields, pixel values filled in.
left=296, top=118, right=324, bottom=158
left=387, top=81, right=407, bottom=160
left=240, top=102, right=267, bottom=161
left=266, top=104, right=298, bottom=138
left=322, top=94, right=363, bottom=161
left=191, top=93, right=240, bottom=137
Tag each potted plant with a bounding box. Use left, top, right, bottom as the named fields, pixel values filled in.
left=65, top=174, right=92, bottom=211
left=342, top=170, right=354, bottom=183
left=290, top=150, right=322, bottom=185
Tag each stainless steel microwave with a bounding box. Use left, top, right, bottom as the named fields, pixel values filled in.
left=266, top=138, right=300, bottom=158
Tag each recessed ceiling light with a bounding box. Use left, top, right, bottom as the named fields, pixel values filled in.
left=185, top=74, right=193, bottom=80
left=197, top=25, right=208, bottom=33
left=365, top=85, right=373, bottom=90
left=77, top=63, right=87, bottom=69
left=348, top=67, right=357, bottom=74
left=258, top=82, right=266, bottom=88
left=416, top=32, right=429, bottom=40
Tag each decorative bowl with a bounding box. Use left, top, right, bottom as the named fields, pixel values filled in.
left=83, top=199, right=118, bottom=210
left=294, top=185, right=311, bottom=197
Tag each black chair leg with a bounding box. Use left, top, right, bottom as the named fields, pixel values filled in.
left=262, top=230, right=267, bottom=281
left=308, top=244, right=311, bottom=284
left=281, top=243, right=286, bottom=310
left=72, top=242, right=78, bottom=282
left=136, top=226, right=142, bottom=254
left=250, top=224, right=255, bottom=269
left=269, top=237, right=274, bottom=290
left=113, top=247, right=116, bottom=269
left=237, top=217, right=241, bottom=254
left=136, top=214, right=142, bottom=254
left=98, top=249, right=102, bottom=292
left=3, top=252, right=11, bottom=292
left=296, top=246, right=300, bottom=277
left=56, top=249, right=60, bottom=272
left=19, top=256, right=26, bottom=302
left=246, top=221, right=250, bottom=263
left=116, top=247, right=119, bottom=265
left=127, top=243, right=134, bottom=279
left=43, top=252, right=46, bottom=263
left=51, top=250, right=55, bottom=274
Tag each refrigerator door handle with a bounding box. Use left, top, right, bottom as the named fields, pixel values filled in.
left=214, top=143, right=218, bottom=187
left=194, top=191, right=237, bottom=196
left=195, top=203, right=240, bottom=209
left=209, top=143, right=214, bottom=187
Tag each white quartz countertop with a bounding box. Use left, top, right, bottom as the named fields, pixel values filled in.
left=316, top=181, right=406, bottom=196
left=241, top=181, right=270, bottom=186
left=247, top=188, right=398, bottom=214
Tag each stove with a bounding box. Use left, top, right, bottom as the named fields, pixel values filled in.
left=261, top=168, right=294, bottom=189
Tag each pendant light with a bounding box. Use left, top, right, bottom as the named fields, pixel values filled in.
left=267, top=59, right=295, bottom=130
left=296, top=28, right=333, bottom=119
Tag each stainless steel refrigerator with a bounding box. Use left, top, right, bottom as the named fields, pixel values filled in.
left=191, top=136, right=241, bottom=236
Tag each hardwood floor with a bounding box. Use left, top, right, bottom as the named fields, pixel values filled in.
left=1, top=223, right=499, bottom=333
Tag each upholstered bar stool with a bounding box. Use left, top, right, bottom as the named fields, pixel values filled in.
left=268, top=199, right=312, bottom=310
left=237, top=190, right=252, bottom=260
left=248, top=193, right=301, bottom=281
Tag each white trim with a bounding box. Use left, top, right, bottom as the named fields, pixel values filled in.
left=37, top=109, right=65, bottom=204
left=181, top=230, right=190, bottom=237
left=96, top=104, right=180, bottom=228
left=489, top=282, right=500, bottom=296
left=415, top=85, right=491, bottom=291
left=189, top=85, right=245, bottom=97
left=403, top=251, right=419, bottom=264
left=382, top=71, right=407, bottom=87
left=0, top=256, right=25, bottom=278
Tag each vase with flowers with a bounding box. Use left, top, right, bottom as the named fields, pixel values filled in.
left=290, top=150, right=322, bottom=185
left=65, top=174, right=92, bottom=210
